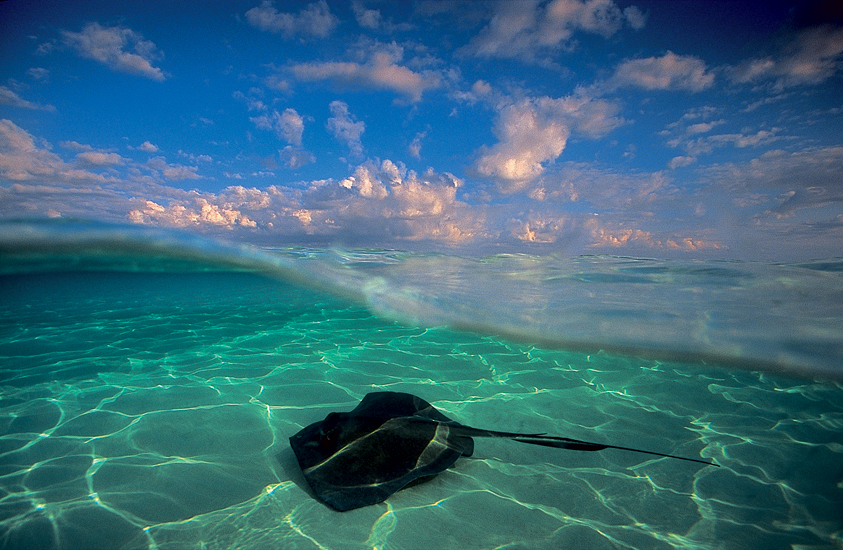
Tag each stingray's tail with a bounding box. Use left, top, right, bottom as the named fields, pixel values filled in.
left=511, top=435, right=718, bottom=467
left=450, top=425, right=717, bottom=466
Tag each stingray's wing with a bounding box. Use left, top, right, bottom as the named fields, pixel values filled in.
left=289, top=393, right=475, bottom=512
left=296, top=417, right=472, bottom=511
left=352, top=391, right=458, bottom=424
left=290, top=393, right=442, bottom=471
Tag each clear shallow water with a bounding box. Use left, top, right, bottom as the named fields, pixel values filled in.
left=0, top=220, right=842, bottom=549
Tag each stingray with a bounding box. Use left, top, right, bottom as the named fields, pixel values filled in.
left=289, top=391, right=717, bottom=511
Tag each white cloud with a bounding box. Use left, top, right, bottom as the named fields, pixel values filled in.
left=409, top=131, right=426, bottom=159
left=475, top=100, right=570, bottom=187
left=232, top=90, right=267, bottom=112
left=668, top=128, right=782, bottom=157
left=728, top=26, right=843, bottom=89
left=245, top=0, right=338, bottom=38
left=250, top=108, right=305, bottom=146
left=2, top=123, right=476, bottom=247
left=586, top=219, right=724, bottom=252
left=313, top=161, right=479, bottom=244
left=350, top=1, right=414, bottom=33
left=508, top=214, right=574, bottom=244
left=0, top=119, right=114, bottom=183
left=326, top=101, right=365, bottom=156
left=340, top=164, right=389, bottom=199
left=710, top=129, right=780, bottom=148
left=291, top=42, right=440, bottom=102
left=76, top=151, right=124, bottom=167
left=609, top=51, right=715, bottom=92
left=462, top=0, right=646, bottom=62
left=60, top=140, right=93, bottom=152
left=660, top=111, right=779, bottom=158
left=0, top=119, right=65, bottom=181
left=178, top=150, right=213, bottom=163
left=235, top=94, right=315, bottom=168
left=622, top=5, right=647, bottom=30
left=352, top=1, right=381, bottom=29
left=473, top=93, right=623, bottom=190
left=499, top=205, right=723, bottom=252
left=0, top=86, right=56, bottom=112
left=121, top=159, right=481, bottom=245
left=138, top=141, right=159, bottom=153
left=686, top=122, right=719, bottom=135
left=704, top=146, right=843, bottom=217
left=26, top=67, right=50, bottom=82
left=533, top=162, right=678, bottom=210
left=279, top=145, right=315, bottom=169
left=146, top=157, right=200, bottom=181
left=128, top=197, right=256, bottom=229
left=62, top=23, right=166, bottom=81
left=668, top=155, right=696, bottom=169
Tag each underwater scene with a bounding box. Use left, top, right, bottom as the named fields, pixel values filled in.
left=1, top=220, right=841, bottom=549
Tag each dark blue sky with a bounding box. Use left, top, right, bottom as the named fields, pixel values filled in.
left=1, top=1, right=842, bottom=258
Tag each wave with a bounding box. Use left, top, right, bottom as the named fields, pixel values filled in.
left=2, top=218, right=841, bottom=380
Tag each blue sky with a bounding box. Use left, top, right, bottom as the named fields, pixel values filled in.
left=1, top=0, right=842, bottom=259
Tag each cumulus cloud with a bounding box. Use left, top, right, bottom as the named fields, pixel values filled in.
left=608, top=51, right=715, bottom=92
left=62, top=23, right=166, bottom=81
left=291, top=42, right=440, bottom=102
left=326, top=101, right=365, bottom=156
left=462, top=0, right=646, bottom=62
left=0, top=86, right=56, bottom=112
left=475, top=101, right=570, bottom=187
left=245, top=0, right=338, bottom=38
left=137, top=141, right=159, bottom=153
left=250, top=108, right=305, bottom=146
left=507, top=213, right=575, bottom=244
left=128, top=196, right=257, bottom=229
left=121, top=159, right=481, bottom=245
left=306, top=161, right=479, bottom=244
left=586, top=219, right=723, bottom=251
left=729, top=25, right=843, bottom=89
left=473, top=93, right=623, bottom=190
left=339, top=163, right=389, bottom=199
left=0, top=121, right=728, bottom=254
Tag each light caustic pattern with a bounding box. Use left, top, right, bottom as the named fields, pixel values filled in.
left=0, top=272, right=841, bottom=549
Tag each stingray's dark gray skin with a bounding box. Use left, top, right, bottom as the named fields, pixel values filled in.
left=289, top=391, right=717, bottom=511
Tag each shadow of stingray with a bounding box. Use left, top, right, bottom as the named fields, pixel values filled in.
left=276, top=445, right=317, bottom=501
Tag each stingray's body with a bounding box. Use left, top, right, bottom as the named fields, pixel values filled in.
left=289, top=391, right=715, bottom=511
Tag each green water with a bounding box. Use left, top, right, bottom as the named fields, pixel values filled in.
left=1, top=270, right=841, bottom=549
left=0, top=220, right=841, bottom=549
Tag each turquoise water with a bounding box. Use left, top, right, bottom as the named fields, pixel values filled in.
left=1, top=220, right=841, bottom=549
